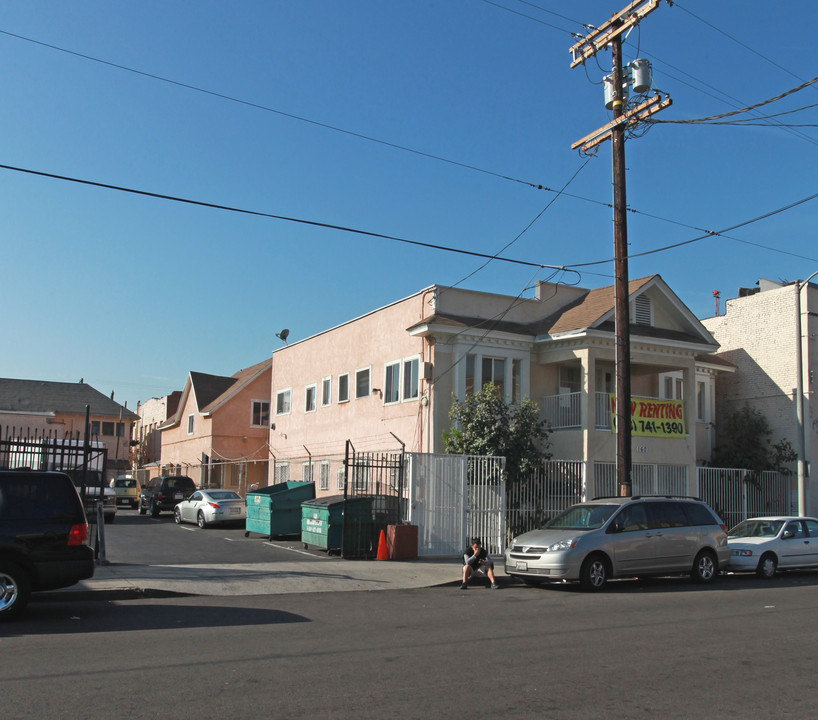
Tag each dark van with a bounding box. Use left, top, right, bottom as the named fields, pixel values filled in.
left=0, top=470, right=95, bottom=620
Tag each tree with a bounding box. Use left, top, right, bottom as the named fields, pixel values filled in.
left=710, top=405, right=796, bottom=474
left=443, top=383, right=551, bottom=484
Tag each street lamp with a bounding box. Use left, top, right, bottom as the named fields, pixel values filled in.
left=795, top=271, right=817, bottom=515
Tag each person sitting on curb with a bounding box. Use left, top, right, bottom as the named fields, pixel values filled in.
left=461, top=537, right=498, bottom=589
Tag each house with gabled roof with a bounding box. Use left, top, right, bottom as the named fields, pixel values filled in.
left=158, top=358, right=272, bottom=491
left=0, top=377, right=138, bottom=478
left=269, top=275, right=730, bottom=496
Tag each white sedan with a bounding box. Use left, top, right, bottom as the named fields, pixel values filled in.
left=727, top=516, right=818, bottom=578
left=174, top=489, right=246, bottom=528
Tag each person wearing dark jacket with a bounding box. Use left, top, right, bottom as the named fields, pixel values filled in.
left=461, top=537, right=498, bottom=589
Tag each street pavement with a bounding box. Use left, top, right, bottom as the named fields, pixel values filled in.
left=42, top=555, right=466, bottom=601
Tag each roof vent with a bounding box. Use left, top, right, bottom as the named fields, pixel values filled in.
left=634, top=295, right=652, bottom=325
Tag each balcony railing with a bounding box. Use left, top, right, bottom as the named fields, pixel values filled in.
left=543, top=392, right=663, bottom=431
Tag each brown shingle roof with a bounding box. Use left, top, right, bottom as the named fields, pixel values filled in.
left=0, top=378, right=138, bottom=419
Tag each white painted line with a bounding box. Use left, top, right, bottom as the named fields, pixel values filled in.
left=263, top=542, right=331, bottom=559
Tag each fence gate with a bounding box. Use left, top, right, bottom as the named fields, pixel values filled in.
left=342, top=441, right=404, bottom=559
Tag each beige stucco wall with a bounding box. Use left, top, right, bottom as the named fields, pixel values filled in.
left=270, top=292, right=433, bottom=471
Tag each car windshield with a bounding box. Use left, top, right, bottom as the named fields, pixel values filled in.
left=728, top=519, right=784, bottom=538
left=544, top=504, right=618, bottom=530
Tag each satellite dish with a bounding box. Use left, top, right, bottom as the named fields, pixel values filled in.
left=276, top=328, right=290, bottom=344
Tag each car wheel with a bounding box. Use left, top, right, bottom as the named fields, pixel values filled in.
left=580, top=553, right=608, bottom=592
left=691, top=550, right=717, bottom=584
left=756, top=552, right=778, bottom=579
left=138, top=501, right=146, bottom=515
left=150, top=501, right=159, bottom=518
left=0, top=563, right=32, bottom=622
left=197, top=511, right=207, bottom=529
left=174, top=507, right=182, bottom=525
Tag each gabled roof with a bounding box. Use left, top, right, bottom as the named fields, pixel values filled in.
left=408, top=275, right=715, bottom=349
left=164, top=358, right=272, bottom=428
left=0, top=378, right=138, bottom=419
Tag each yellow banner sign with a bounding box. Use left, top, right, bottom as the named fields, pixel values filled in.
left=609, top=395, right=685, bottom=437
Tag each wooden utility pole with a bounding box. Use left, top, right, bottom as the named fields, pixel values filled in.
left=569, top=0, right=670, bottom=497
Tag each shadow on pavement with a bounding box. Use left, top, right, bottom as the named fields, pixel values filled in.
left=7, top=600, right=310, bottom=636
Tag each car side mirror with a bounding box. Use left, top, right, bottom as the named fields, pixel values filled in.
left=609, top=522, right=624, bottom=534
left=782, top=530, right=795, bottom=539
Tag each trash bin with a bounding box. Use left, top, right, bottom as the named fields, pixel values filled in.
left=301, top=495, right=372, bottom=556
left=387, top=524, right=418, bottom=560
left=245, top=481, right=315, bottom=538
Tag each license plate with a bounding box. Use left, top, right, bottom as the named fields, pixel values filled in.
left=229, top=507, right=240, bottom=514
left=174, top=492, right=183, bottom=500
left=516, top=561, right=528, bottom=571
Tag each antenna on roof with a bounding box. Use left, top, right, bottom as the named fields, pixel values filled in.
left=275, top=328, right=290, bottom=345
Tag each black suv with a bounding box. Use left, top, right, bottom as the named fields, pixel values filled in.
left=0, top=470, right=95, bottom=621
left=139, top=475, right=196, bottom=517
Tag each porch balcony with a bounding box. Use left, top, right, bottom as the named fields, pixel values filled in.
left=542, top=391, right=664, bottom=431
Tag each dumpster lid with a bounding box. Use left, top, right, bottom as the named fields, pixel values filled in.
left=302, top=494, right=372, bottom=508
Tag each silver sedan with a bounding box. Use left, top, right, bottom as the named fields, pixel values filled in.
left=727, top=516, right=818, bottom=578
left=174, top=489, right=246, bottom=528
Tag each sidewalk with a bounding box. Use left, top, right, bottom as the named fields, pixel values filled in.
left=41, top=557, right=464, bottom=601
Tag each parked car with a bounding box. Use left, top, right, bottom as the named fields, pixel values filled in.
left=62, top=469, right=117, bottom=524
left=139, top=475, right=196, bottom=517
left=174, top=489, right=246, bottom=528
left=0, top=469, right=95, bottom=621
left=505, top=495, right=729, bottom=591
left=110, top=475, right=140, bottom=508
left=727, top=516, right=818, bottom=578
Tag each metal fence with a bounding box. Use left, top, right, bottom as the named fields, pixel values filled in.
left=698, top=467, right=794, bottom=529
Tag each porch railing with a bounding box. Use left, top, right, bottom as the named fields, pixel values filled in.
left=542, top=391, right=661, bottom=431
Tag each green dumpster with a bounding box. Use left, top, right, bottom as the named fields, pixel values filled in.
left=245, top=481, right=315, bottom=538
left=301, top=495, right=372, bottom=555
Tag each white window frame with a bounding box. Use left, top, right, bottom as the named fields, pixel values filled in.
left=697, top=381, right=707, bottom=422
left=187, top=414, right=194, bottom=435
left=338, top=373, right=350, bottom=404
left=319, top=461, right=330, bottom=491
left=355, top=366, right=371, bottom=399
left=402, top=355, right=420, bottom=401
left=275, top=388, right=292, bottom=416
left=336, top=467, right=346, bottom=491
left=305, top=384, right=317, bottom=413
left=302, top=461, right=314, bottom=483
left=384, top=360, right=401, bottom=405
left=321, top=376, right=332, bottom=407
left=250, top=399, right=270, bottom=428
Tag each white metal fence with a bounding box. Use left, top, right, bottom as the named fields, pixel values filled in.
left=594, top=462, right=689, bottom=498
left=698, top=467, right=794, bottom=529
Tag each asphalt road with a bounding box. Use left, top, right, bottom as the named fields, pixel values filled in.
left=4, top=509, right=817, bottom=719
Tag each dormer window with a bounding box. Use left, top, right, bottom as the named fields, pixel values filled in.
left=634, top=295, right=652, bottom=326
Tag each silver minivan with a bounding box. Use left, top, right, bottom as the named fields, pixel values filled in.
left=505, top=496, right=730, bottom=591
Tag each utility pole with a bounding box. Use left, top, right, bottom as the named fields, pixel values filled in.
left=569, top=0, right=671, bottom=497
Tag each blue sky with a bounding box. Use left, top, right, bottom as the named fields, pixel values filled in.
left=1, top=1, right=815, bottom=412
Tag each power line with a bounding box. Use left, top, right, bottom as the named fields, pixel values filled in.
left=0, top=161, right=556, bottom=271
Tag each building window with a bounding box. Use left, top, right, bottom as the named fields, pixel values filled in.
left=336, top=467, right=345, bottom=490
left=466, top=354, right=475, bottom=395
left=338, top=373, right=349, bottom=403
left=352, top=462, right=369, bottom=492
left=355, top=367, right=370, bottom=399
left=321, top=377, right=332, bottom=407
left=91, top=420, right=101, bottom=436
left=305, top=385, right=317, bottom=413
left=187, top=414, right=194, bottom=434
left=697, top=381, right=707, bottom=422
left=319, top=462, right=330, bottom=491
left=384, top=361, right=401, bottom=404
left=482, top=357, right=505, bottom=396
left=302, top=461, right=314, bottom=482
left=274, top=462, right=290, bottom=484
left=251, top=400, right=270, bottom=427
left=511, top=358, right=521, bottom=404
left=276, top=389, right=291, bottom=415
left=116, top=422, right=125, bottom=437
left=102, top=422, right=114, bottom=436
left=403, top=357, right=419, bottom=400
